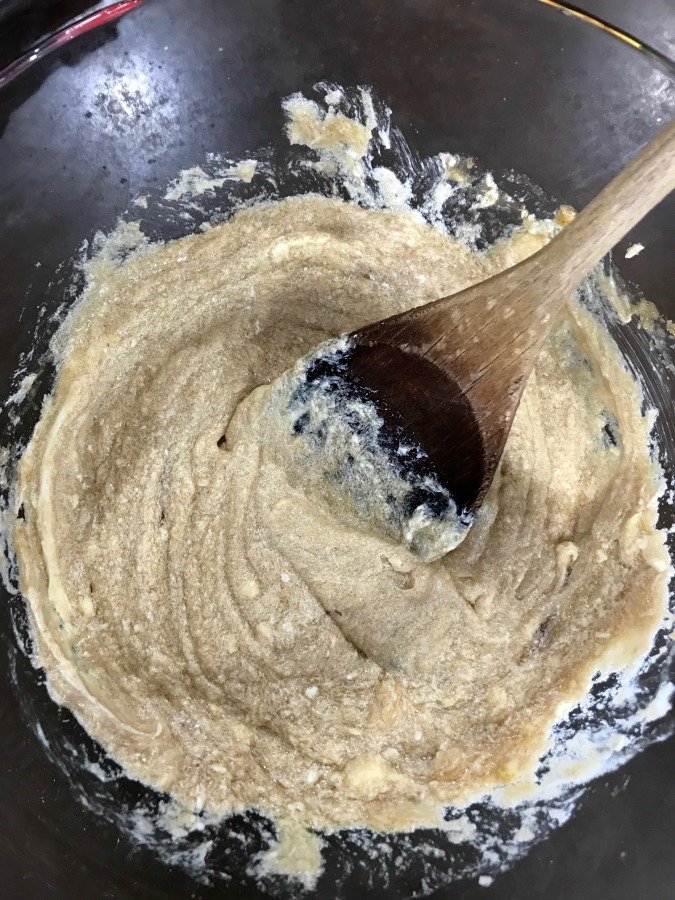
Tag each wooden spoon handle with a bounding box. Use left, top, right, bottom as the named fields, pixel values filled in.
left=543, top=118, right=675, bottom=295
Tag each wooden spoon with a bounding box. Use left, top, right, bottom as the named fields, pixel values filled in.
left=341, top=119, right=675, bottom=521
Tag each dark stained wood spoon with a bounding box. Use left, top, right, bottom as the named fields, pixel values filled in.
left=341, top=120, right=675, bottom=524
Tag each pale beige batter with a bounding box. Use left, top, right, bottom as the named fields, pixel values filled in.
left=13, top=195, right=670, bottom=836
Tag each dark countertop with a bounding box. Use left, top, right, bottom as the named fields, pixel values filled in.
left=575, top=0, right=674, bottom=59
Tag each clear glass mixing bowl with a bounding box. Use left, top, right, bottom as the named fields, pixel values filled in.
left=0, top=1, right=673, bottom=897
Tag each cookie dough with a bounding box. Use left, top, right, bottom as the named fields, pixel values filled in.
left=14, top=195, right=669, bottom=832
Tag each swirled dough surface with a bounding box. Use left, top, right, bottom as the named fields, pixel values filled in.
left=15, top=197, right=669, bottom=832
